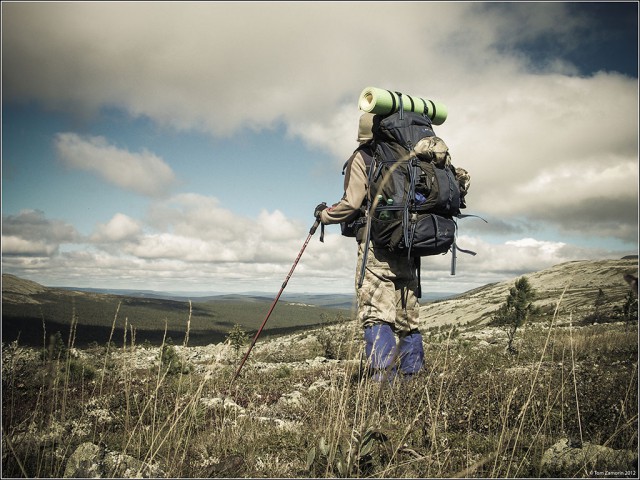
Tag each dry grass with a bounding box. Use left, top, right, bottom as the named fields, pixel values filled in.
left=2, top=291, right=637, bottom=478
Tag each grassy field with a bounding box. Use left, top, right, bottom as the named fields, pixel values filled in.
left=1, top=290, right=637, bottom=478
left=2, top=268, right=637, bottom=477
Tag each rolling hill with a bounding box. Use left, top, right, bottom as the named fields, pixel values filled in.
left=419, top=257, right=638, bottom=329
left=1, top=274, right=354, bottom=348
left=2, top=257, right=637, bottom=348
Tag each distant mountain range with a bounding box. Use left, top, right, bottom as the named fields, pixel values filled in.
left=1, top=274, right=356, bottom=347
left=0, top=274, right=452, bottom=348
left=3, top=257, right=636, bottom=347
left=16, top=283, right=457, bottom=307
left=50, top=287, right=359, bottom=309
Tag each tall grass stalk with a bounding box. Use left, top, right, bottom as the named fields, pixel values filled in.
left=503, top=284, right=569, bottom=477
left=568, top=311, right=584, bottom=449
left=96, top=301, right=121, bottom=399
left=122, top=316, right=132, bottom=450
left=60, top=301, right=78, bottom=421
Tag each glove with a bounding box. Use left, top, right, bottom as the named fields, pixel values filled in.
left=314, top=202, right=328, bottom=219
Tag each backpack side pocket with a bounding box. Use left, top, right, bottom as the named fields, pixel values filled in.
left=407, top=214, right=456, bottom=256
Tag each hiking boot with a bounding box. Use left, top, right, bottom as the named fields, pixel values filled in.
left=398, top=329, right=424, bottom=377
left=364, top=322, right=397, bottom=382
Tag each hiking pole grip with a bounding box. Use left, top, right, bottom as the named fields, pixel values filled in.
left=310, top=202, right=326, bottom=241
left=309, top=218, right=321, bottom=235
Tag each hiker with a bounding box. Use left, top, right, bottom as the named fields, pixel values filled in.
left=314, top=112, right=424, bottom=382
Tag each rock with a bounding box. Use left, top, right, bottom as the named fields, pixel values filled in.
left=63, top=442, right=164, bottom=478
left=540, top=438, right=637, bottom=477
left=308, top=379, right=332, bottom=393
left=200, top=396, right=245, bottom=414
left=277, top=390, right=305, bottom=408
left=207, top=453, right=245, bottom=477
left=248, top=415, right=303, bottom=430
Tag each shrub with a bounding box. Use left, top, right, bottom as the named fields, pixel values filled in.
left=40, top=331, right=66, bottom=361
left=67, top=358, right=96, bottom=381
left=226, top=324, right=249, bottom=357
left=160, top=338, right=191, bottom=375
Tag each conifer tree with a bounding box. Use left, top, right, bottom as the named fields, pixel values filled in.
left=593, top=288, right=608, bottom=322
left=491, top=277, right=536, bottom=354
left=227, top=324, right=249, bottom=357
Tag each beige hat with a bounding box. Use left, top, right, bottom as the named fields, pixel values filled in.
left=357, top=113, right=374, bottom=143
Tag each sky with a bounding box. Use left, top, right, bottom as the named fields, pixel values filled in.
left=2, top=1, right=638, bottom=296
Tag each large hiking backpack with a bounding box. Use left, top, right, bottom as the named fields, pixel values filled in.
left=355, top=105, right=479, bottom=290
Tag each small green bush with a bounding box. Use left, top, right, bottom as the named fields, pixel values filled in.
left=160, top=338, right=191, bottom=375
left=226, top=324, right=249, bottom=357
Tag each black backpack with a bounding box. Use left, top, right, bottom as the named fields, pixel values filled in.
left=351, top=105, right=482, bottom=292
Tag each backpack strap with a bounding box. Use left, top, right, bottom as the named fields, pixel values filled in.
left=343, top=142, right=373, bottom=175
left=450, top=214, right=488, bottom=274
left=340, top=144, right=373, bottom=240
left=415, top=256, right=422, bottom=298
left=357, top=146, right=380, bottom=289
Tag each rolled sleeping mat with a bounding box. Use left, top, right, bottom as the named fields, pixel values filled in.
left=358, top=86, right=448, bottom=125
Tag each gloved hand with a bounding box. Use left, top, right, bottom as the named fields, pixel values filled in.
left=314, top=202, right=328, bottom=219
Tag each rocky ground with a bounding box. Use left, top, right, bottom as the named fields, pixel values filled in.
left=2, top=258, right=637, bottom=478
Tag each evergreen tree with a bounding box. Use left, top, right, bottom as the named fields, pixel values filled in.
left=622, top=290, right=638, bottom=327
left=227, top=324, right=249, bottom=357
left=491, top=277, right=536, bottom=354
left=593, top=288, right=608, bottom=322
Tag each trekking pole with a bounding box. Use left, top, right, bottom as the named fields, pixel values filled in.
left=230, top=211, right=325, bottom=384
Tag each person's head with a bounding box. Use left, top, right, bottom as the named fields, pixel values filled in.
left=357, top=112, right=374, bottom=143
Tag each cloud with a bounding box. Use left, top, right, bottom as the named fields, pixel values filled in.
left=2, top=2, right=637, bottom=292
left=443, top=71, right=638, bottom=244
left=8, top=1, right=631, bottom=244
left=1, top=209, right=78, bottom=257
left=3, top=204, right=633, bottom=295
left=5, top=228, right=631, bottom=295
left=141, top=194, right=309, bottom=264
left=1, top=236, right=59, bottom=257
left=0, top=197, right=351, bottom=292
left=3, top=3, right=622, bottom=138
left=90, top=213, right=142, bottom=243
left=54, top=132, right=176, bottom=197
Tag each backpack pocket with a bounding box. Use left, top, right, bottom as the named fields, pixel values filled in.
left=406, top=214, right=456, bottom=256
left=370, top=211, right=403, bottom=250
left=415, top=162, right=461, bottom=215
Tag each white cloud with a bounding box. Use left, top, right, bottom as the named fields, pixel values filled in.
left=125, top=233, right=236, bottom=262
left=3, top=204, right=632, bottom=294
left=440, top=70, right=638, bottom=243
left=91, top=213, right=142, bottom=243
left=256, top=209, right=300, bottom=241
left=6, top=228, right=631, bottom=295
left=506, top=161, right=638, bottom=222
left=2, top=2, right=637, bottom=292
left=147, top=193, right=245, bottom=242
left=1, top=235, right=58, bottom=257
left=54, top=133, right=176, bottom=197
left=1, top=209, right=78, bottom=257
left=2, top=3, right=613, bottom=138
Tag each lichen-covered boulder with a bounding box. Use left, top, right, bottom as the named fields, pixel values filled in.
left=63, top=442, right=164, bottom=478
left=540, top=438, right=637, bottom=477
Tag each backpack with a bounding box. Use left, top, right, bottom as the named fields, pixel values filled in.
left=367, top=111, right=462, bottom=256
left=348, top=104, right=481, bottom=291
